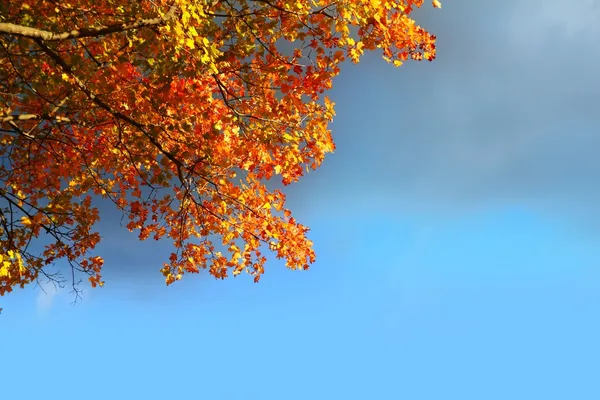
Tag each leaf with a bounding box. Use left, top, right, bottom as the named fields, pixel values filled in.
left=182, top=10, right=191, bottom=25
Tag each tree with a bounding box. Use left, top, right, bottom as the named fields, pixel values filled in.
left=0, top=0, right=439, bottom=296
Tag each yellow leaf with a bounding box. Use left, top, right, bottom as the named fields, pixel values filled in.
left=61, top=73, right=69, bottom=81
left=262, top=202, right=271, bottom=210
left=21, top=216, right=31, bottom=226
left=185, top=38, right=195, bottom=49
left=182, top=10, right=191, bottom=25
left=174, top=23, right=184, bottom=37
left=433, top=0, right=442, bottom=8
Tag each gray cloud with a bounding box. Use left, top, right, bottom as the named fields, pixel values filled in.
left=286, top=0, right=600, bottom=226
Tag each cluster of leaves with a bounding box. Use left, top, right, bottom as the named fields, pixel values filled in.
left=0, top=0, right=438, bottom=295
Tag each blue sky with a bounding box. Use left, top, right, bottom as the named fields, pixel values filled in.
left=2, top=1, right=600, bottom=398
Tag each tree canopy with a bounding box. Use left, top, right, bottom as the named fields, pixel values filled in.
left=0, top=0, right=439, bottom=296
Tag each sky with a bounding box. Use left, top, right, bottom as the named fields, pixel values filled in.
left=2, top=1, right=600, bottom=399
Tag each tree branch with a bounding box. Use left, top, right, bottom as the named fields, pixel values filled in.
left=0, top=5, right=178, bottom=41
left=33, top=38, right=186, bottom=180
left=1, top=113, right=70, bottom=123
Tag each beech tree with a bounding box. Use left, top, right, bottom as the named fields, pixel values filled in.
left=0, top=0, right=439, bottom=296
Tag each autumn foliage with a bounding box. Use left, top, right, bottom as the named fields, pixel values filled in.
left=0, top=0, right=438, bottom=295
